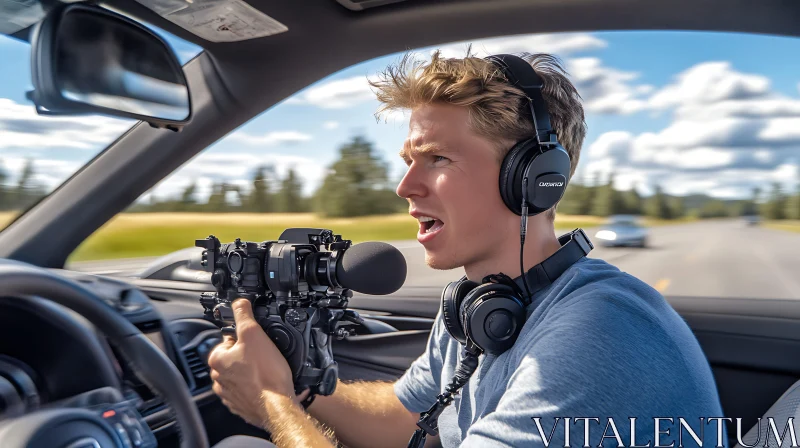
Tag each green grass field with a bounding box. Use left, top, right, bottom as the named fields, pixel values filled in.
left=0, top=211, right=701, bottom=262
left=60, top=212, right=607, bottom=261
left=765, top=220, right=800, bottom=233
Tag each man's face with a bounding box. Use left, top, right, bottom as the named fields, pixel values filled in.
left=396, top=103, right=514, bottom=270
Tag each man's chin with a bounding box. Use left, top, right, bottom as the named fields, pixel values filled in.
left=424, top=251, right=462, bottom=271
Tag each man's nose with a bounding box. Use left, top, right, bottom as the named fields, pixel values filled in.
left=396, top=164, right=427, bottom=199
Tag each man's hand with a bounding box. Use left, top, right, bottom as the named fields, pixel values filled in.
left=208, top=299, right=337, bottom=447
left=207, top=298, right=295, bottom=427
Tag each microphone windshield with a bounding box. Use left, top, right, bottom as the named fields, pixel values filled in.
left=336, top=242, right=407, bottom=295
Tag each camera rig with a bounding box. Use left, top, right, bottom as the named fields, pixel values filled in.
left=195, top=228, right=364, bottom=397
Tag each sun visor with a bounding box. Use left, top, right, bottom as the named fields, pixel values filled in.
left=0, top=0, right=46, bottom=35
left=132, top=0, right=287, bottom=42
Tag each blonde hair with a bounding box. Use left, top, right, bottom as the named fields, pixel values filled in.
left=370, top=47, right=586, bottom=220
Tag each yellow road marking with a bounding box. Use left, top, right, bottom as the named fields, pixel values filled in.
left=654, top=278, right=671, bottom=293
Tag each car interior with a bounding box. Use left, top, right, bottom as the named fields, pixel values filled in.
left=2, top=1, right=800, bottom=447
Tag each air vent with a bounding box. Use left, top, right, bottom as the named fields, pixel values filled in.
left=136, top=320, right=161, bottom=332
left=335, top=0, right=407, bottom=11
left=183, top=347, right=211, bottom=389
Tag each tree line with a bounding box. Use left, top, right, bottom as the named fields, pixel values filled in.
left=125, top=135, right=408, bottom=217
left=558, top=172, right=800, bottom=220
left=0, top=159, right=48, bottom=212
left=1, top=135, right=799, bottom=221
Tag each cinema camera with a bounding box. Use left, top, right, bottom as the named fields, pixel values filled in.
left=195, top=228, right=406, bottom=397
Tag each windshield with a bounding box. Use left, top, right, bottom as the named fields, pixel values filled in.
left=0, top=25, right=201, bottom=231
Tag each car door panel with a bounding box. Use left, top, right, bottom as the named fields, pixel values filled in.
left=334, top=330, right=432, bottom=381
left=668, top=296, right=800, bottom=440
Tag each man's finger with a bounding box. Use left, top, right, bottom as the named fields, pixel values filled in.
left=294, top=388, right=311, bottom=406
left=209, top=368, right=221, bottom=382
left=232, top=298, right=260, bottom=340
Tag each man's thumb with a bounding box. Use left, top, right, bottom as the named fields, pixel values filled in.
left=231, top=299, right=259, bottom=340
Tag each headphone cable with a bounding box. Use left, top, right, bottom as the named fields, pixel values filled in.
left=520, top=178, right=533, bottom=301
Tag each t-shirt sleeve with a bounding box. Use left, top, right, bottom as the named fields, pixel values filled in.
left=394, top=310, right=446, bottom=413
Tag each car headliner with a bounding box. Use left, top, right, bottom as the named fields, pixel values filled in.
left=2, top=0, right=800, bottom=268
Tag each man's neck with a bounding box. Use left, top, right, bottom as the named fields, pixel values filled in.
left=464, top=222, right=563, bottom=283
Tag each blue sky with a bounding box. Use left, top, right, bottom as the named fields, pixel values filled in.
left=2, top=28, right=799, bottom=205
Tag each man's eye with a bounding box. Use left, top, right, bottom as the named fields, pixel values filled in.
left=433, top=155, right=449, bottom=163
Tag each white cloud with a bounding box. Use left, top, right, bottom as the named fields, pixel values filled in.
left=229, top=130, right=312, bottom=146
left=587, top=131, right=634, bottom=159
left=648, top=62, right=770, bottom=111
left=323, top=121, right=339, bottom=130
left=289, top=75, right=378, bottom=109
left=567, top=57, right=649, bottom=114
left=434, top=33, right=606, bottom=59
left=758, top=117, right=800, bottom=143
left=774, top=163, right=799, bottom=183
left=575, top=61, right=800, bottom=198
left=753, top=149, right=773, bottom=164
left=0, top=98, right=134, bottom=150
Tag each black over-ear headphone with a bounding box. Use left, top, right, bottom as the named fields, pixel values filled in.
left=440, top=229, right=592, bottom=356
left=487, top=53, right=572, bottom=216
left=439, top=54, right=590, bottom=357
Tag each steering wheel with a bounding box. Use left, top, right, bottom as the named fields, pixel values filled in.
left=0, top=260, right=209, bottom=448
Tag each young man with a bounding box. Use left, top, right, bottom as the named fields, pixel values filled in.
left=207, top=50, right=726, bottom=448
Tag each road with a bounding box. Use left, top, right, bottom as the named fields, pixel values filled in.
left=67, top=220, right=800, bottom=300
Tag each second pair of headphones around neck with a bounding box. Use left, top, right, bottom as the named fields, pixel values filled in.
left=440, top=229, right=593, bottom=356
left=439, top=54, right=591, bottom=357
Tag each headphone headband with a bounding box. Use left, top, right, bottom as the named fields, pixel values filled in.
left=515, top=228, right=593, bottom=300
left=485, top=53, right=572, bottom=217
left=485, top=54, right=556, bottom=147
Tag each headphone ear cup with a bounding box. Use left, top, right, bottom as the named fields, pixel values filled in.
left=441, top=278, right=478, bottom=345
left=524, top=144, right=571, bottom=214
left=499, top=139, right=537, bottom=216
left=461, top=284, right=526, bottom=355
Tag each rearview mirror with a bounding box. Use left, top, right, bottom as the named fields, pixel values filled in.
left=28, top=3, right=191, bottom=131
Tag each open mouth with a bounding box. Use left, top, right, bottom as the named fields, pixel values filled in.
left=418, top=216, right=444, bottom=234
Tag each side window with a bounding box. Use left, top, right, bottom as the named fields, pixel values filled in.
left=67, top=31, right=799, bottom=303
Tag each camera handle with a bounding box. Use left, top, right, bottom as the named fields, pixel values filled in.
left=407, top=345, right=481, bottom=448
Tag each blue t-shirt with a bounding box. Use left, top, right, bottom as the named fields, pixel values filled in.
left=395, top=257, right=727, bottom=448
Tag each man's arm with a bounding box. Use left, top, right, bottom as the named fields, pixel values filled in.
left=259, top=391, right=337, bottom=447
left=305, top=379, right=437, bottom=448
left=209, top=299, right=443, bottom=448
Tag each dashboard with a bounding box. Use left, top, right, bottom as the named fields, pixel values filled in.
left=0, top=269, right=225, bottom=443
left=0, top=263, right=438, bottom=446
